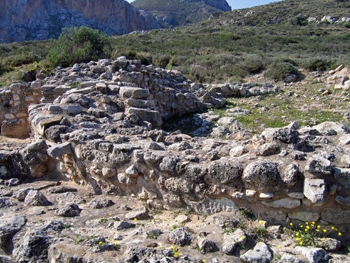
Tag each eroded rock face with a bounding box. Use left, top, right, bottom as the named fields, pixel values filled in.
left=0, top=0, right=161, bottom=43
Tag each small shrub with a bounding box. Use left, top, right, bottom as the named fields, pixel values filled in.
left=264, top=61, right=298, bottom=80
left=301, top=58, right=335, bottom=71
left=47, top=26, right=111, bottom=68
left=154, top=54, right=172, bottom=68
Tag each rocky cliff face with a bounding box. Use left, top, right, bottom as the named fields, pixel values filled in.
left=131, top=0, right=231, bottom=27
left=0, top=0, right=161, bottom=43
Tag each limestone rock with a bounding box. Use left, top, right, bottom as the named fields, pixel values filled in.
left=1, top=0, right=161, bottom=43
left=24, top=190, right=50, bottom=206
left=333, top=167, right=350, bottom=188
left=278, top=253, right=302, bottom=263
left=242, top=160, right=279, bottom=190
left=13, top=231, right=51, bottom=263
left=262, top=198, right=301, bottom=209
left=305, top=154, right=332, bottom=175
left=125, top=207, right=149, bottom=220
left=208, top=158, right=243, bottom=184
left=288, top=212, right=320, bottom=222
left=295, top=246, right=329, bottom=263
left=256, top=143, right=280, bottom=156
left=197, top=238, right=219, bottom=253
left=240, top=242, right=273, bottom=263
left=0, top=215, right=27, bottom=252
left=222, top=228, right=247, bottom=255
left=55, top=203, right=82, bottom=217
left=88, top=198, right=115, bottom=209
left=304, top=178, right=327, bottom=204
left=167, top=227, right=192, bottom=246
left=281, top=163, right=299, bottom=186
left=114, top=221, right=136, bottom=230
left=335, top=195, right=350, bottom=207
left=47, top=142, right=72, bottom=159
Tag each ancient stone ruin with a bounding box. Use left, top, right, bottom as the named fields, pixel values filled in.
left=0, top=57, right=350, bottom=262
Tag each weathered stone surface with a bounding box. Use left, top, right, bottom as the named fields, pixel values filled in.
left=277, top=254, right=302, bottom=263
left=222, top=228, right=247, bottom=255
left=88, top=198, right=114, bottom=209
left=55, top=203, right=82, bottom=217
left=256, top=143, right=280, bottom=156
left=229, top=145, right=249, bottom=157
left=321, top=208, right=350, bottom=224
left=127, top=107, right=163, bottom=127
left=333, top=167, right=350, bottom=188
left=0, top=215, right=27, bottom=252
left=242, top=161, right=279, bottom=190
left=261, top=122, right=299, bottom=144
left=305, top=154, right=332, bottom=175
left=125, top=207, right=149, bottom=220
left=281, top=164, right=299, bottom=186
left=167, top=227, right=192, bottom=246
left=197, top=238, right=219, bottom=253
left=240, top=242, right=273, bottom=263
left=24, top=190, right=50, bottom=206
left=262, top=198, right=301, bottom=209
left=303, top=178, right=327, bottom=204
left=13, top=231, right=51, bottom=263
left=208, top=158, right=243, bottom=184
left=335, top=195, right=350, bottom=207
left=47, top=142, right=72, bottom=158
left=295, top=246, right=329, bottom=263
left=288, top=212, right=320, bottom=222
left=114, top=221, right=136, bottom=230
left=1, top=0, right=162, bottom=43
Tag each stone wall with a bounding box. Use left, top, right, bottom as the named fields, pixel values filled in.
left=2, top=57, right=350, bottom=232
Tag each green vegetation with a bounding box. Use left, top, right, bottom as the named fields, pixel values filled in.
left=288, top=221, right=342, bottom=247
left=47, top=26, right=111, bottom=68
left=1, top=0, right=350, bottom=85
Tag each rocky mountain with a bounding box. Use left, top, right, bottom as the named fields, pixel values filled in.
left=131, top=0, right=231, bottom=27
left=0, top=0, right=162, bottom=43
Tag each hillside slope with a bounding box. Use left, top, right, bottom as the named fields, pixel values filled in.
left=131, top=0, right=231, bottom=26
left=0, top=0, right=162, bottom=43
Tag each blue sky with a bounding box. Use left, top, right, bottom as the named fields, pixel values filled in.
left=226, top=0, right=281, bottom=9
left=126, top=0, right=281, bottom=10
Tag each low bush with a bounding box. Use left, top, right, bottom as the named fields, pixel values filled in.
left=264, top=61, right=299, bottom=80
left=301, top=58, right=336, bottom=71
left=47, top=26, right=111, bottom=68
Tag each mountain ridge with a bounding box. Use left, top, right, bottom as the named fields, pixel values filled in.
left=0, top=0, right=162, bottom=43
left=131, top=0, right=231, bottom=26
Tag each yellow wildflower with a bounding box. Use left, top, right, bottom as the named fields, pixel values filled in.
left=98, top=241, right=103, bottom=245
left=305, top=222, right=309, bottom=225
left=296, top=238, right=301, bottom=241
left=134, top=218, right=138, bottom=221
left=295, top=233, right=300, bottom=237
left=323, top=229, right=327, bottom=233
left=240, top=236, right=246, bottom=240
left=317, top=225, right=321, bottom=229
left=113, top=240, right=118, bottom=245
left=338, top=232, right=342, bottom=236
left=289, top=222, right=293, bottom=226
left=173, top=251, right=179, bottom=258
left=277, top=245, right=282, bottom=249
left=311, top=222, right=315, bottom=225
left=299, top=241, right=303, bottom=245
left=202, top=260, right=207, bottom=263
